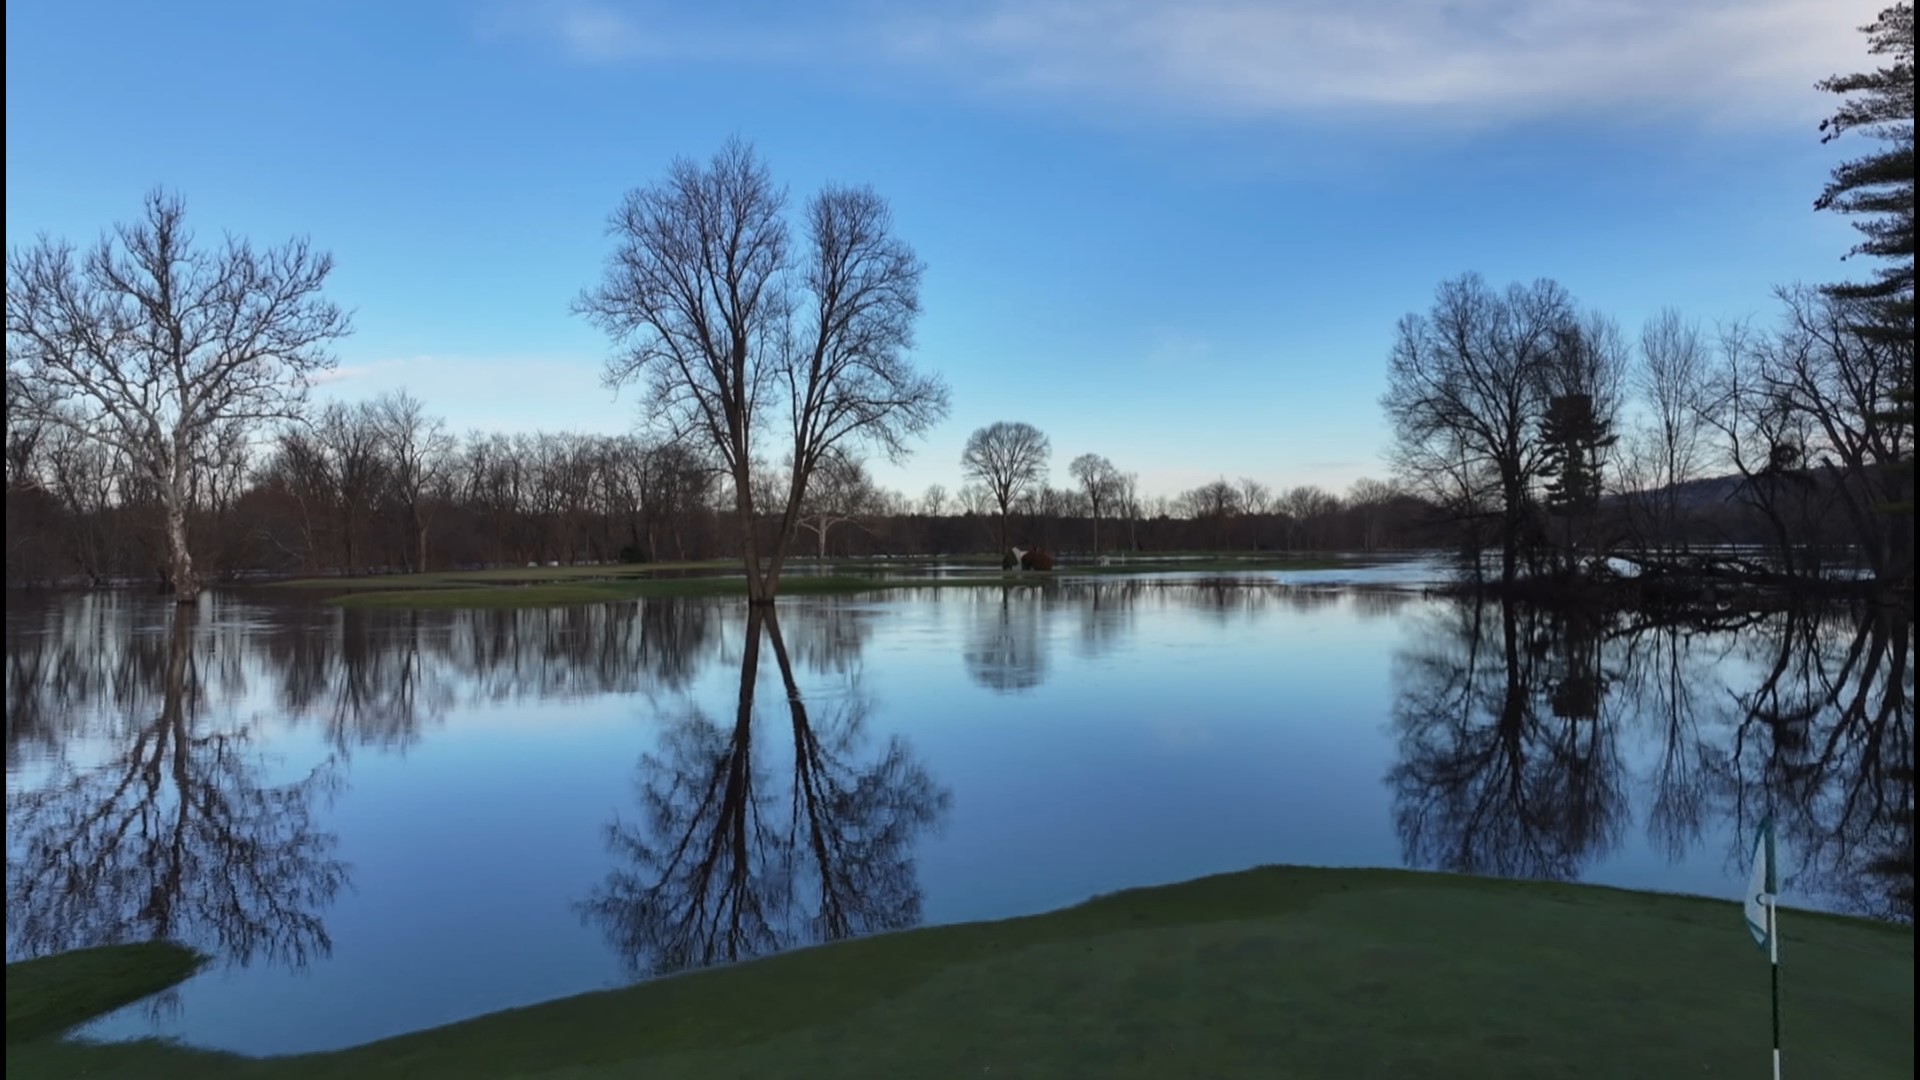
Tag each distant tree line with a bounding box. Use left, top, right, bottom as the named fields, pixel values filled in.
left=3, top=384, right=1443, bottom=586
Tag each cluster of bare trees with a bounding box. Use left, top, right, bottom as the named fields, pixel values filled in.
left=1380, top=274, right=1909, bottom=590
left=7, top=390, right=730, bottom=584
left=1380, top=6, right=1912, bottom=593
left=7, top=141, right=953, bottom=602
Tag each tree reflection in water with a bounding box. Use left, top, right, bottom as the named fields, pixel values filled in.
left=1721, top=602, right=1912, bottom=922
left=1389, top=599, right=1626, bottom=881
left=582, top=606, right=950, bottom=977
left=1390, top=596, right=1913, bottom=921
left=5, top=606, right=349, bottom=970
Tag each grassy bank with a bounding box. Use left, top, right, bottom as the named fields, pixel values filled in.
left=8, top=867, right=1912, bottom=1079
left=6, top=943, right=207, bottom=1048
left=277, top=554, right=1384, bottom=610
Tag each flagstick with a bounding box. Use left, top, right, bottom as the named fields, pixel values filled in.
left=1768, top=896, right=1781, bottom=1080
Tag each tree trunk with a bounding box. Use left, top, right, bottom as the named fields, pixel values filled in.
left=163, top=493, right=198, bottom=602
left=1500, top=476, right=1525, bottom=589
left=734, top=464, right=774, bottom=604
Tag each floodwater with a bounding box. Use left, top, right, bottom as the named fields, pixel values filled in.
left=4, top=563, right=1911, bottom=1054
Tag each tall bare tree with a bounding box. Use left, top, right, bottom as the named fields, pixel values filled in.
left=960, top=421, right=1050, bottom=554
left=372, top=390, right=453, bottom=572
left=1068, top=452, right=1120, bottom=554
left=578, top=139, right=947, bottom=603
left=1117, top=471, right=1141, bottom=552
left=1626, top=309, right=1711, bottom=549
left=1237, top=477, right=1273, bottom=517
left=1382, top=274, right=1578, bottom=586
left=6, top=190, right=349, bottom=599
left=310, top=401, right=390, bottom=574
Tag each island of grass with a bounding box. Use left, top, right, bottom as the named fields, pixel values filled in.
left=272, top=553, right=1388, bottom=610
left=8, top=867, right=1912, bottom=1079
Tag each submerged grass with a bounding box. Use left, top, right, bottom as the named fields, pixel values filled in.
left=281, top=554, right=1386, bottom=610
left=7, top=867, right=1912, bottom=1079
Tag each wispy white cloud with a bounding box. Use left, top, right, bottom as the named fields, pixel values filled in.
left=887, top=0, right=1871, bottom=124
left=483, top=0, right=809, bottom=64
left=489, top=0, right=1877, bottom=126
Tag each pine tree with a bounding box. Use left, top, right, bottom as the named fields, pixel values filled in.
left=1816, top=4, right=1914, bottom=520
left=1538, top=394, right=1614, bottom=517
left=1538, top=393, right=1616, bottom=573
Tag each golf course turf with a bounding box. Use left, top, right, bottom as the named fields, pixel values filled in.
left=5, top=867, right=1911, bottom=1078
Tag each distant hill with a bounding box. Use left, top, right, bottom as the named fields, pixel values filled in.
left=1606, top=474, right=1748, bottom=510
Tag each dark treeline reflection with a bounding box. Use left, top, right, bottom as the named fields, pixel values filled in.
left=580, top=607, right=950, bottom=978
left=1390, top=597, right=1913, bottom=921
left=6, top=595, right=728, bottom=762
left=4, top=606, right=349, bottom=971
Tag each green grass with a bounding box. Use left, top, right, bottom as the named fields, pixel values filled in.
left=278, top=554, right=1390, bottom=610
left=6, top=942, right=207, bottom=1047
left=7, top=867, right=1911, bottom=1079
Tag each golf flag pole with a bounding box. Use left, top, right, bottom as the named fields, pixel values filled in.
left=1744, top=816, right=1780, bottom=1080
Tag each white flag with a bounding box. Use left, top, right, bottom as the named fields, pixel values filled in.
left=1744, top=816, right=1777, bottom=951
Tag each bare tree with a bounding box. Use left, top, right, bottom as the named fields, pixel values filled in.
left=310, top=402, right=387, bottom=574
left=1068, top=452, right=1120, bottom=554
left=578, top=139, right=947, bottom=603
left=1182, top=478, right=1241, bottom=547
left=6, top=190, right=349, bottom=599
left=797, top=450, right=878, bottom=559
left=1382, top=274, right=1578, bottom=586
left=919, top=483, right=947, bottom=517
left=373, top=390, right=453, bottom=572
left=1695, top=321, right=1829, bottom=578
left=1237, top=477, right=1273, bottom=517
left=1766, top=285, right=1913, bottom=580
left=1183, top=479, right=1241, bottom=519
left=1624, top=309, right=1710, bottom=549
left=1279, top=484, right=1342, bottom=549
left=1117, top=471, right=1141, bottom=552
left=960, top=421, right=1050, bottom=554
left=1346, top=477, right=1402, bottom=550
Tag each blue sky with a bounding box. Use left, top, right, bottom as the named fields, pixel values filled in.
left=4, top=0, right=1874, bottom=501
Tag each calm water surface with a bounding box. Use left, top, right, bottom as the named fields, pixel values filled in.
left=4, top=564, right=1911, bottom=1054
